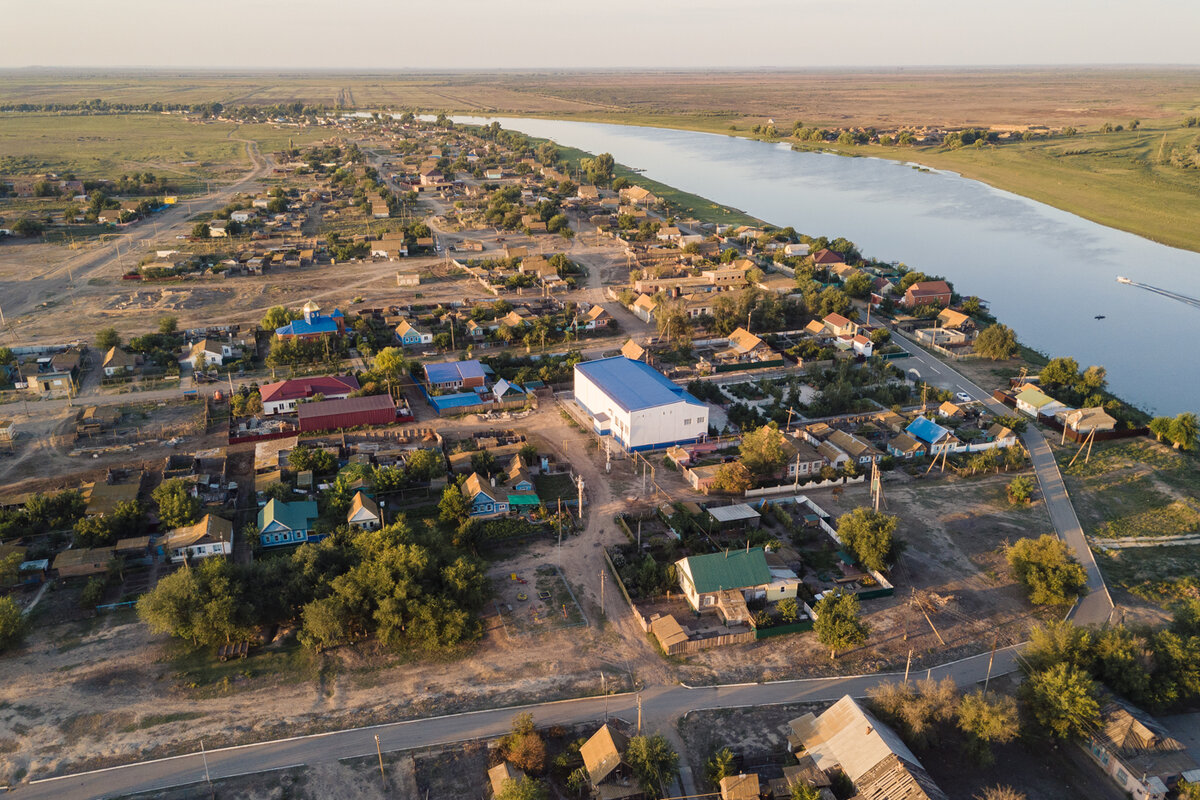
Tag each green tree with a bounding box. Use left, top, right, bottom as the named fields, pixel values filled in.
left=158, top=315, right=178, bottom=335
left=974, top=787, right=1026, bottom=800
left=813, top=589, right=869, bottom=658
left=373, top=346, right=408, bottom=394
left=191, top=221, right=210, bottom=238
left=80, top=576, right=106, bottom=609
left=1006, top=476, right=1034, bottom=505
left=843, top=272, right=872, bottom=298
left=1023, top=620, right=1095, bottom=674
left=974, top=324, right=1018, bottom=360
left=0, top=346, right=13, bottom=366
left=816, top=286, right=851, bottom=318
left=835, top=507, right=899, bottom=572
left=739, top=423, right=788, bottom=478
left=1021, top=662, right=1100, bottom=739
left=0, top=596, right=27, bottom=653
left=439, top=483, right=471, bottom=524
left=625, top=734, right=679, bottom=799
left=136, top=563, right=204, bottom=644
left=152, top=478, right=201, bottom=529
left=404, top=448, right=444, bottom=482
left=298, top=595, right=350, bottom=653
left=1006, top=535, right=1087, bottom=606
left=261, top=305, right=299, bottom=332
left=1149, top=416, right=1174, bottom=443
left=95, top=327, right=121, bottom=350
left=705, top=747, right=735, bottom=787
left=497, top=776, right=549, bottom=800
left=957, top=690, right=1019, bottom=763
left=778, top=597, right=799, bottom=623
left=790, top=784, right=822, bottom=800
left=1039, top=357, right=1080, bottom=388
left=1169, top=412, right=1199, bottom=450
left=710, top=462, right=753, bottom=495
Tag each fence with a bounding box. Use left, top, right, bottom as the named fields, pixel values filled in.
left=744, top=474, right=865, bottom=498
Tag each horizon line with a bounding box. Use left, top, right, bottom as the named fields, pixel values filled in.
left=3, top=63, right=1200, bottom=73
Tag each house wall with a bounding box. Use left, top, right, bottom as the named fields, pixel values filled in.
left=1084, top=740, right=1164, bottom=800
left=169, top=542, right=231, bottom=562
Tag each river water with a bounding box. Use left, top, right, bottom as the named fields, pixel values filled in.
left=450, top=115, right=1200, bottom=416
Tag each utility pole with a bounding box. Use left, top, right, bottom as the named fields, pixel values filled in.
left=904, top=649, right=913, bottom=684
left=637, top=693, right=643, bottom=734
left=601, top=672, right=608, bottom=722
left=984, top=639, right=997, bottom=692
left=576, top=474, right=584, bottom=519
left=599, top=568, right=606, bottom=617
left=200, top=739, right=214, bottom=800
left=374, top=734, right=387, bottom=788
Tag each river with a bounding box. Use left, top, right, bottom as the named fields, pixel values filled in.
left=450, top=115, right=1200, bottom=416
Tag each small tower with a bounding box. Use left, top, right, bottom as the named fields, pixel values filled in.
left=302, top=300, right=321, bottom=324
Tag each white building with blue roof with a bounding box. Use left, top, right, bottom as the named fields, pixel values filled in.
left=573, top=356, right=709, bottom=452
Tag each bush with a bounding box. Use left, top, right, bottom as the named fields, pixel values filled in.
left=1006, top=535, right=1087, bottom=606
left=1006, top=476, right=1035, bottom=505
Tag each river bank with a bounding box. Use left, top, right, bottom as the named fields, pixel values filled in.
left=465, top=111, right=1200, bottom=254
left=452, top=114, right=1200, bottom=416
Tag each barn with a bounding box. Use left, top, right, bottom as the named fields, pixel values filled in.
left=573, top=356, right=709, bottom=452
left=298, top=394, right=397, bottom=432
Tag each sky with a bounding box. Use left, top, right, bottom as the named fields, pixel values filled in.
left=4, top=0, right=1200, bottom=69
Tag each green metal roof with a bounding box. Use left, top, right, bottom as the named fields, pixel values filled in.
left=506, top=494, right=541, bottom=506
left=1016, top=387, right=1054, bottom=408
left=258, top=498, right=318, bottom=532
left=682, top=547, right=771, bottom=593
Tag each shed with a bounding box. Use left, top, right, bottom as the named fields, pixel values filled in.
left=54, top=547, right=116, bottom=578
left=706, top=503, right=762, bottom=530
left=298, top=394, right=396, bottom=432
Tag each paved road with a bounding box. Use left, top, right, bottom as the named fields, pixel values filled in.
left=18, top=647, right=1020, bottom=800
left=891, top=333, right=1114, bottom=626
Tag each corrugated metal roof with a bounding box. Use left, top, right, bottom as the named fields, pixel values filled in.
left=575, top=357, right=703, bottom=412
left=905, top=416, right=950, bottom=445
left=707, top=503, right=761, bottom=523
left=680, top=547, right=771, bottom=594
left=297, top=394, right=395, bottom=420
left=424, top=360, right=485, bottom=384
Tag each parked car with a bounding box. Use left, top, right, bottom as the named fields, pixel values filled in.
left=955, top=391, right=972, bottom=403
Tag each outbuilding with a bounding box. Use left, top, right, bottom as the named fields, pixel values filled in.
left=297, top=394, right=397, bottom=432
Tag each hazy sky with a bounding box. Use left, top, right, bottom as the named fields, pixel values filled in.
left=6, top=0, right=1200, bottom=69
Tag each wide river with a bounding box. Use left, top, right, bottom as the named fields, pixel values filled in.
left=450, top=116, right=1200, bottom=416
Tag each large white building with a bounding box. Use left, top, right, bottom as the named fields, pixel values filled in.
left=573, top=356, right=709, bottom=452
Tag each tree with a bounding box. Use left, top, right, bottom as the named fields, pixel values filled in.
left=136, top=563, right=204, bottom=644
left=439, top=483, right=470, bottom=524
left=625, top=734, right=679, bottom=799
left=1006, top=535, right=1087, bottom=606
left=405, top=448, right=443, bottom=482
left=288, top=444, right=336, bottom=474
left=1040, top=357, right=1080, bottom=388
left=298, top=595, right=350, bottom=653
left=835, top=508, right=898, bottom=572
left=152, top=478, right=201, bottom=529
left=974, top=788, right=1026, bottom=800
left=261, top=305, right=299, bottom=332
left=816, top=286, right=851, bottom=318
left=0, top=596, right=26, bottom=653
left=0, top=346, right=13, bottom=366
left=373, top=347, right=408, bottom=394
left=778, top=597, right=799, bottom=623
left=790, top=784, right=822, bottom=800
left=95, top=327, right=121, bottom=350
left=843, top=272, right=872, bottom=298
left=1006, top=475, right=1034, bottom=505
left=813, top=589, right=868, bottom=658
left=1021, top=662, right=1100, bottom=739
left=80, top=576, right=107, bottom=609
left=739, top=423, right=788, bottom=478
left=705, top=747, right=735, bottom=787
left=497, top=776, right=549, bottom=800
left=501, top=713, right=547, bottom=774
left=158, top=315, right=178, bottom=335
left=957, top=690, right=1019, bottom=763
left=1149, top=416, right=1174, bottom=443
left=1023, top=620, right=1095, bottom=674
left=974, top=324, right=1018, bottom=360
left=191, top=221, right=210, bottom=238
left=710, top=462, right=753, bottom=495
left=1169, top=412, right=1199, bottom=450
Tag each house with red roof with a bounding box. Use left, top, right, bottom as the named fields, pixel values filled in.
left=902, top=280, right=953, bottom=309
left=260, top=375, right=360, bottom=415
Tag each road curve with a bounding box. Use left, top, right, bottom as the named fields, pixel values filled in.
left=16, top=647, right=1020, bottom=800
left=890, top=333, right=1114, bottom=626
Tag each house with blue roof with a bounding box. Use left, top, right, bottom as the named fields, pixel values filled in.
left=425, top=360, right=486, bottom=391
left=275, top=301, right=345, bottom=340
left=905, top=416, right=956, bottom=448
left=573, top=356, right=709, bottom=452
left=257, top=498, right=320, bottom=547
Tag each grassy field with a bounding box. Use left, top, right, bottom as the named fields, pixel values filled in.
left=5, top=69, right=1200, bottom=246
left=0, top=113, right=326, bottom=181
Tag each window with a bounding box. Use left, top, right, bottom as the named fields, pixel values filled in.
left=683, top=418, right=691, bottom=426
left=1116, top=769, right=1127, bottom=785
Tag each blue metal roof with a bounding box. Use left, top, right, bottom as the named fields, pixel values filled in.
left=277, top=316, right=339, bottom=336
left=906, top=416, right=951, bottom=445
left=424, top=359, right=486, bottom=384
left=575, top=357, right=704, bottom=412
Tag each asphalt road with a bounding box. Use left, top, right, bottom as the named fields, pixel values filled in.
left=890, top=333, right=1114, bottom=626
left=19, top=647, right=1020, bottom=800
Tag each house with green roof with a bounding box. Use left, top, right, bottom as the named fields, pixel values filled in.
left=675, top=547, right=798, bottom=623
left=1015, top=385, right=1064, bottom=418
left=257, top=498, right=319, bottom=548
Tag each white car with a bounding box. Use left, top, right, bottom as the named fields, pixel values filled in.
left=955, top=391, right=973, bottom=403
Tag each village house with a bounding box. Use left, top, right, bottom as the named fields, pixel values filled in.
left=580, top=725, right=643, bottom=800
left=424, top=360, right=486, bottom=391
left=826, top=429, right=882, bottom=464
left=179, top=338, right=242, bottom=369
left=619, top=185, right=659, bottom=206
left=630, top=293, right=657, bottom=323
left=53, top=547, right=116, bottom=579
left=346, top=490, right=382, bottom=530
left=257, top=499, right=319, bottom=547
left=905, top=416, right=958, bottom=451
left=675, top=547, right=798, bottom=624
left=461, top=472, right=509, bottom=517
left=821, top=313, right=859, bottom=338
left=1058, top=406, right=1118, bottom=436
left=584, top=304, right=611, bottom=329
left=936, top=400, right=966, bottom=420
left=902, top=279, right=953, bottom=308
left=887, top=431, right=928, bottom=459
left=487, top=763, right=525, bottom=799
left=1083, top=695, right=1197, bottom=800
left=260, top=375, right=360, bottom=415
left=783, top=437, right=826, bottom=478
left=161, top=514, right=234, bottom=563
left=101, top=346, right=142, bottom=377
left=620, top=339, right=649, bottom=363
left=811, top=248, right=847, bottom=270
left=394, top=318, right=433, bottom=347
left=1015, top=385, right=1064, bottom=418
left=790, top=695, right=949, bottom=800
